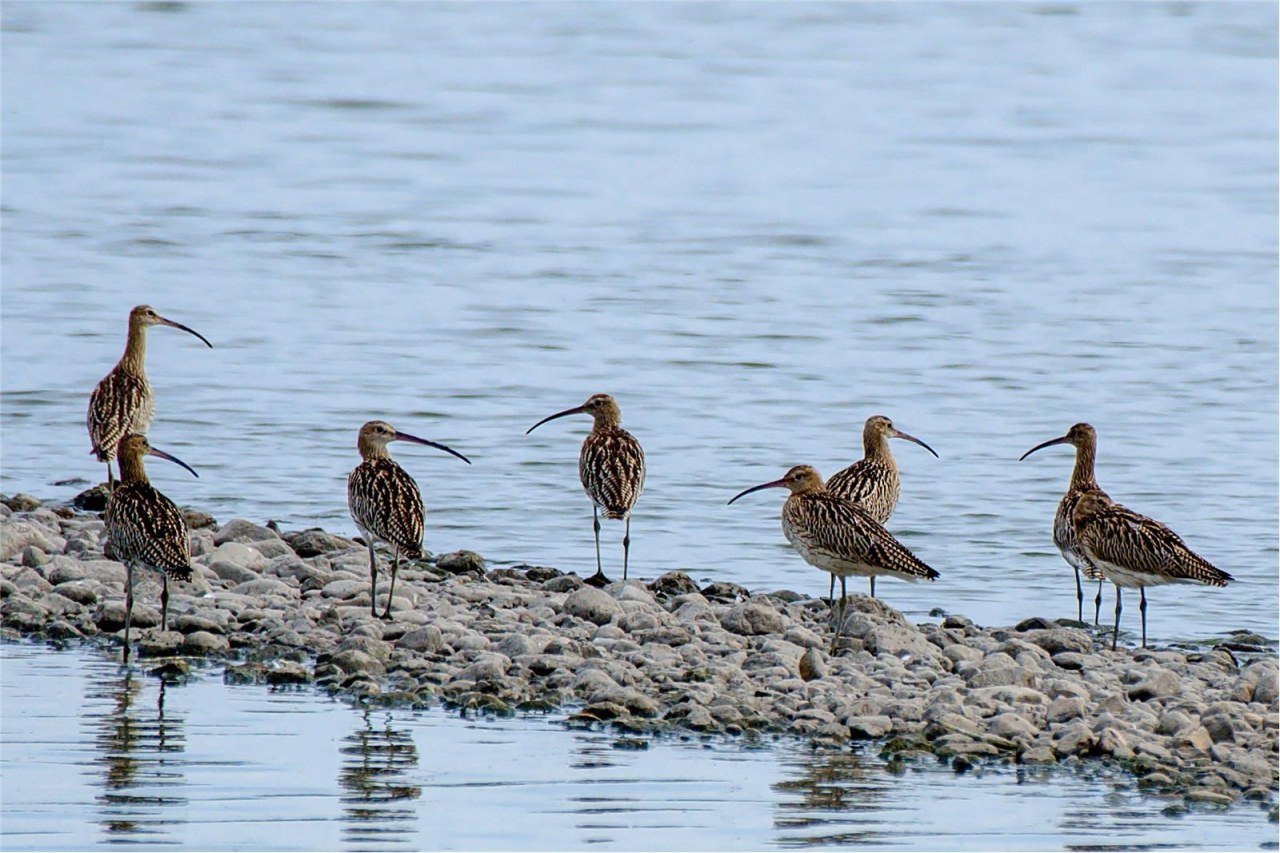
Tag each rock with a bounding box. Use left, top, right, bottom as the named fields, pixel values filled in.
left=206, top=542, right=268, bottom=571
left=847, top=715, right=893, bottom=739
left=648, top=571, right=700, bottom=598
left=437, top=551, right=485, bottom=574
left=231, top=578, right=299, bottom=599
left=48, top=559, right=126, bottom=586
left=213, top=519, right=281, bottom=545
left=720, top=601, right=785, bottom=636
left=170, top=613, right=225, bottom=635
left=990, top=713, right=1038, bottom=740
left=700, top=581, right=750, bottom=602
left=399, top=625, right=447, bottom=654
left=1185, top=788, right=1234, bottom=806
left=1022, top=628, right=1093, bottom=655
left=266, top=661, right=312, bottom=685
left=1015, top=616, right=1056, bottom=631
left=1047, top=695, right=1086, bottom=723
left=51, top=580, right=99, bottom=605
left=0, top=521, right=56, bottom=562
left=285, top=528, right=357, bottom=557
left=4, top=494, right=42, bottom=512
left=798, top=647, right=826, bottom=681
left=208, top=561, right=260, bottom=584
left=72, top=485, right=110, bottom=512
left=563, top=586, right=623, bottom=625
left=543, top=575, right=583, bottom=594
left=1254, top=668, right=1279, bottom=706
left=183, top=509, right=218, bottom=530
left=1174, top=725, right=1214, bottom=753
left=1127, top=670, right=1181, bottom=701
left=182, top=630, right=230, bottom=654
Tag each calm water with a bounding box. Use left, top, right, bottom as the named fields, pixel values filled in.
left=1, top=641, right=1275, bottom=851
left=1, top=4, right=1277, bottom=847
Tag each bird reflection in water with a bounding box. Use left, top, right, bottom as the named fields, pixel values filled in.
left=340, top=710, right=421, bottom=847
left=89, top=671, right=188, bottom=841
left=771, top=748, right=891, bottom=846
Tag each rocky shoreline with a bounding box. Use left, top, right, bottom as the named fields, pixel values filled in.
left=1, top=492, right=1276, bottom=814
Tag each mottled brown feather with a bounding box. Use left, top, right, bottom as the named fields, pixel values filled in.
left=1074, top=498, right=1231, bottom=588
left=88, top=368, right=153, bottom=461
left=784, top=490, right=939, bottom=582
left=103, top=482, right=193, bottom=579
left=825, top=458, right=897, bottom=523
left=348, top=458, right=425, bottom=558
left=579, top=426, right=645, bottom=520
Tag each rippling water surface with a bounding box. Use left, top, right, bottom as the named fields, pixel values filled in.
left=1, top=3, right=1277, bottom=846
left=2, top=642, right=1274, bottom=851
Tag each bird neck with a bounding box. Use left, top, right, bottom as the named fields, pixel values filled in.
left=117, top=453, right=150, bottom=486
left=358, top=437, right=392, bottom=461
left=863, top=432, right=895, bottom=465
left=591, top=412, right=622, bottom=432
left=120, top=320, right=148, bottom=373
left=1070, top=441, right=1099, bottom=490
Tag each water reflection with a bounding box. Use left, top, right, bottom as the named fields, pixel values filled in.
left=339, top=710, right=421, bottom=848
left=771, top=747, right=895, bottom=847
left=87, top=671, right=188, bottom=842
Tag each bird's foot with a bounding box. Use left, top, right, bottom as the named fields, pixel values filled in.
left=584, top=572, right=612, bottom=589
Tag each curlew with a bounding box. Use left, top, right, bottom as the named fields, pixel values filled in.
left=728, top=464, right=939, bottom=651
left=826, top=414, right=937, bottom=599
left=347, top=420, right=470, bottom=619
left=1020, top=422, right=1110, bottom=625
left=1072, top=492, right=1232, bottom=650
left=88, top=305, right=212, bottom=490
left=526, top=393, right=645, bottom=587
left=102, top=433, right=199, bottom=664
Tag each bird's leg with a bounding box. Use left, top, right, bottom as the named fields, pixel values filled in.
left=585, top=506, right=608, bottom=587
left=123, top=562, right=134, bottom=664
left=1074, top=567, right=1083, bottom=623
left=106, top=464, right=116, bottom=493
left=1139, top=591, right=1150, bottom=648
left=622, top=516, right=631, bottom=582
left=382, top=550, right=399, bottom=620
left=1093, top=580, right=1103, bottom=627
left=367, top=539, right=379, bottom=618
left=869, top=576, right=876, bottom=599
left=827, top=574, right=835, bottom=607
left=829, top=575, right=848, bottom=655
left=161, top=573, right=169, bottom=631
left=1112, top=586, right=1122, bottom=651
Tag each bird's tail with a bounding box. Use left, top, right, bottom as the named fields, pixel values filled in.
left=165, top=565, right=194, bottom=582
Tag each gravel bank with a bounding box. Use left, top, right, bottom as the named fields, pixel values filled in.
left=1, top=493, right=1276, bottom=811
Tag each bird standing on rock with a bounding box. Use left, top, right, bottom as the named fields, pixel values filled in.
left=729, top=464, right=939, bottom=652
left=88, top=305, right=212, bottom=491
left=347, top=420, right=470, bottom=619
left=1072, top=491, right=1232, bottom=650
left=526, top=393, right=645, bottom=587
left=1020, top=423, right=1110, bottom=625
left=825, top=414, right=938, bottom=599
left=103, top=433, right=199, bottom=664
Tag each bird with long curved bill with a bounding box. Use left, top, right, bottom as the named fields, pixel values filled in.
left=88, top=305, right=212, bottom=491
left=729, top=464, right=939, bottom=653
left=347, top=420, right=470, bottom=619
left=103, top=433, right=199, bottom=664
left=526, top=393, right=645, bottom=587
left=825, top=415, right=938, bottom=600
left=1020, top=423, right=1110, bottom=625
left=1072, top=492, right=1232, bottom=650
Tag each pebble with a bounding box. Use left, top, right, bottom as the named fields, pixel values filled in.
left=0, top=502, right=1274, bottom=808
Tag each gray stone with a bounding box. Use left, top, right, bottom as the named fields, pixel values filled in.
left=206, top=542, right=269, bottom=571
left=1127, top=670, right=1181, bottom=701
left=798, top=647, right=826, bottom=681
left=213, top=519, right=281, bottom=545
left=847, top=715, right=893, bottom=739
left=720, top=601, right=785, bottom=636
left=182, top=631, right=230, bottom=655
left=563, top=586, right=623, bottom=625
left=208, top=561, right=260, bottom=584
left=231, top=578, right=299, bottom=599
left=0, top=521, right=56, bottom=562
left=1022, top=628, right=1093, bottom=655
left=1047, top=695, right=1086, bottom=723
left=285, top=528, right=358, bottom=557
left=399, top=625, right=447, bottom=654
left=991, top=712, right=1038, bottom=739
left=47, top=559, right=126, bottom=586
left=437, top=550, right=485, bottom=574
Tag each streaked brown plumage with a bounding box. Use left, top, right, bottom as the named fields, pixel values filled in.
left=103, top=433, right=199, bottom=663
left=347, top=420, right=470, bottom=619
left=729, top=465, right=939, bottom=651
left=1073, top=491, right=1232, bottom=650
left=88, top=305, right=212, bottom=490
left=825, top=414, right=937, bottom=598
left=526, top=393, right=645, bottom=586
left=1020, top=422, right=1110, bottom=624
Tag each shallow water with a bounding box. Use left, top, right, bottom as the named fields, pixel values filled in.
left=1, top=641, right=1274, bottom=851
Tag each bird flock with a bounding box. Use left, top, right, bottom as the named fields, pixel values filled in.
left=88, top=304, right=1233, bottom=663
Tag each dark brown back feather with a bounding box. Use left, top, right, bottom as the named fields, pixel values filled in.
left=348, top=458, right=425, bottom=557
left=103, top=482, right=193, bottom=579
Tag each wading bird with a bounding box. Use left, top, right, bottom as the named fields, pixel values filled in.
left=347, top=420, right=470, bottom=619
left=729, top=464, right=939, bottom=652
left=103, top=434, right=199, bottom=664
left=1019, top=423, right=1110, bottom=625
left=88, top=305, right=212, bottom=490
left=826, top=415, right=938, bottom=599
left=526, top=393, right=645, bottom=587
left=1072, top=492, right=1232, bottom=650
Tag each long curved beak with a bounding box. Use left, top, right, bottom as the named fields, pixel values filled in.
left=147, top=447, right=199, bottom=478
left=728, top=478, right=788, bottom=506
left=158, top=316, right=213, bottom=349
left=1019, top=434, right=1070, bottom=462
left=892, top=428, right=939, bottom=458
left=525, top=404, right=586, bottom=435
left=394, top=431, right=471, bottom=464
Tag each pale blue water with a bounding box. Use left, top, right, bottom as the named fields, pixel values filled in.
left=1, top=642, right=1275, bottom=850
left=1, top=2, right=1276, bottom=847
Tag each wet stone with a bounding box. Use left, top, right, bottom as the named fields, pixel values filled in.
left=437, top=550, right=485, bottom=574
